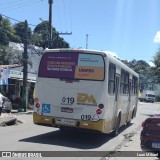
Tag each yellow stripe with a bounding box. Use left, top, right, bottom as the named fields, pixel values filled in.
left=33, top=112, right=105, bottom=133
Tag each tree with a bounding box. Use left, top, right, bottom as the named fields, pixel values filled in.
left=152, top=49, right=160, bottom=68
left=14, top=22, right=32, bottom=43
left=121, top=59, right=150, bottom=73
left=0, top=44, right=26, bottom=65
left=0, top=29, right=9, bottom=45
left=0, top=18, right=20, bottom=45
left=32, top=21, right=69, bottom=49
left=121, top=59, right=153, bottom=90
left=152, top=49, right=160, bottom=83
left=32, top=21, right=49, bottom=48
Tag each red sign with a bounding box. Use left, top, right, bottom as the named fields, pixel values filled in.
left=61, top=107, right=73, bottom=113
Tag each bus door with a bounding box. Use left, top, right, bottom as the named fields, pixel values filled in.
left=113, top=74, right=120, bottom=126
left=126, top=79, right=132, bottom=122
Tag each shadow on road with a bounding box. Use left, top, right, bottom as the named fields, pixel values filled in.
left=19, top=123, right=133, bottom=149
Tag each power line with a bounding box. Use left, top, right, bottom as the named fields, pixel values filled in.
left=0, top=0, right=34, bottom=6
left=0, top=13, right=36, bottom=27
left=0, top=13, right=21, bottom=23
left=69, top=0, right=73, bottom=32
left=0, top=0, right=41, bottom=11
left=0, top=0, right=23, bottom=6
left=57, top=0, right=62, bottom=31
left=62, top=0, right=67, bottom=31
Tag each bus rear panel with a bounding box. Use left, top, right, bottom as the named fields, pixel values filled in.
left=33, top=49, right=107, bottom=133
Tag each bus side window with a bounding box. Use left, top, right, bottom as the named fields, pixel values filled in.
left=124, top=72, right=129, bottom=94
left=120, top=70, right=129, bottom=95
left=120, top=70, right=125, bottom=94
left=108, top=63, right=116, bottom=94
left=132, top=76, right=138, bottom=95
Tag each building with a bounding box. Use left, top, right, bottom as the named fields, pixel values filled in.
left=0, top=64, right=37, bottom=109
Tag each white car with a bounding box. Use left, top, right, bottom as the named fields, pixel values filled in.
left=2, top=97, right=12, bottom=113
left=139, top=90, right=156, bottom=103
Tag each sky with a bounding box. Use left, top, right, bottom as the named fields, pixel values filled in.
left=0, top=0, right=160, bottom=65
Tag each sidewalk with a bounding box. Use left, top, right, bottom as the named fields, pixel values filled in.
left=0, top=113, right=17, bottom=126
left=107, top=126, right=159, bottom=160
left=0, top=108, right=33, bottom=126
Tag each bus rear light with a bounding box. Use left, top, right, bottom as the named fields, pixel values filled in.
left=96, top=109, right=102, bottom=114
left=35, top=103, right=40, bottom=108
left=98, top=103, right=104, bottom=109
left=34, top=98, right=39, bottom=103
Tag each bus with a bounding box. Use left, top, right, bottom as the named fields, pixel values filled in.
left=33, top=48, right=139, bottom=136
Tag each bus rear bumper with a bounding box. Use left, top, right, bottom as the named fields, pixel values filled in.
left=33, top=112, right=106, bottom=133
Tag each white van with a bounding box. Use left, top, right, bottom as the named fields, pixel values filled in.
left=139, top=90, right=156, bottom=103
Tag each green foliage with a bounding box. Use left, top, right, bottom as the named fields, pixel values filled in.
left=13, top=22, right=32, bottom=43
left=0, top=29, right=9, bottom=45
left=32, top=21, right=49, bottom=48
left=32, top=21, right=69, bottom=49
left=0, top=45, right=13, bottom=64
left=0, top=44, right=24, bottom=65
left=0, top=17, right=70, bottom=49
left=121, top=59, right=154, bottom=91
left=152, top=49, right=160, bottom=83
left=121, top=59, right=150, bottom=74
left=0, top=16, right=70, bottom=67
left=153, top=50, right=160, bottom=67
left=0, top=18, right=20, bottom=45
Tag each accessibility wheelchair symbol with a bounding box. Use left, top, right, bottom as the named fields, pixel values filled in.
left=42, top=104, right=51, bottom=113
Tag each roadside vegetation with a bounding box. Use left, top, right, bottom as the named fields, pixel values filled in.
left=0, top=16, right=69, bottom=65
left=0, top=15, right=160, bottom=100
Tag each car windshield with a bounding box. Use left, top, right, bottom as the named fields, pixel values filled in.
left=147, top=94, right=155, bottom=98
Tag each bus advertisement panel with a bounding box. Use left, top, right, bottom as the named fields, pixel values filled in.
left=38, top=52, right=105, bottom=81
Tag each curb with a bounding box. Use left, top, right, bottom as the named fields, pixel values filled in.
left=0, top=115, right=17, bottom=126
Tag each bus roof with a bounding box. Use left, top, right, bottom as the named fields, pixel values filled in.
left=43, top=48, right=139, bottom=78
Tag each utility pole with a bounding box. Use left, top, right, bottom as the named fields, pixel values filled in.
left=86, top=34, right=88, bottom=49
left=58, top=32, right=72, bottom=35
left=48, top=0, right=53, bottom=49
left=48, top=0, right=72, bottom=48
left=56, top=32, right=72, bottom=48
left=19, top=20, right=28, bottom=112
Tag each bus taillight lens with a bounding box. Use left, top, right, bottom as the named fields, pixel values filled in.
left=98, top=103, right=104, bottom=109
left=96, top=109, right=102, bottom=114
left=35, top=103, right=40, bottom=108
left=34, top=98, right=39, bottom=103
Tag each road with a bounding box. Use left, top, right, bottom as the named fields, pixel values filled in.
left=0, top=102, right=160, bottom=160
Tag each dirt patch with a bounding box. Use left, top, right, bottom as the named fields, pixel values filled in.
left=0, top=119, right=23, bottom=127
left=114, top=125, right=142, bottom=150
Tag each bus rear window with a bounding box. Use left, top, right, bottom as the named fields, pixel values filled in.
left=38, top=52, right=105, bottom=81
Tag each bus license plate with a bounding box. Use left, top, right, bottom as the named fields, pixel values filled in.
left=56, top=118, right=75, bottom=126
left=152, top=142, right=160, bottom=149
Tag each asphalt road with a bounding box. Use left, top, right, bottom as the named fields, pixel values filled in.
left=0, top=102, right=160, bottom=160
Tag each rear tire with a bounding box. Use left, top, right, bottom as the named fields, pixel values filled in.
left=112, top=115, right=120, bottom=137
left=126, top=120, right=131, bottom=126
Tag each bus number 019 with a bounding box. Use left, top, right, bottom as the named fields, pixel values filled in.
left=81, top=115, right=91, bottom=120
left=62, top=97, right=74, bottom=105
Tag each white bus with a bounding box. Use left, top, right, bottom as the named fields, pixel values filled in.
left=33, top=49, right=139, bottom=136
